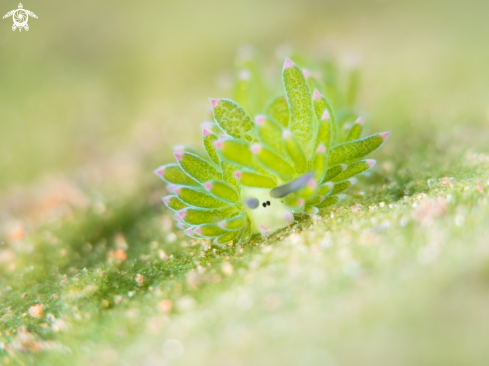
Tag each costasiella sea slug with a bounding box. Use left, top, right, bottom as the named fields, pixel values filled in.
left=154, top=56, right=390, bottom=245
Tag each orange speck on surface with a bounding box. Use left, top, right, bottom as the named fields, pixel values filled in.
left=6, top=222, right=25, bottom=242
left=157, top=299, right=173, bottom=313
left=109, top=249, right=127, bottom=261
left=28, top=304, right=43, bottom=318
left=135, top=273, right=146, bottom=286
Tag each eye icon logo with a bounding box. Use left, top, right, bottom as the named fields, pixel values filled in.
left=3, top=3, right=37, bottom=32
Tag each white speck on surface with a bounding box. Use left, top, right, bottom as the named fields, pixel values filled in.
left=320, top=240, right=333, bottom=249
left=162, top=339, right=184, bottom=359
left=417, top=243, right=440, bottom=265
left=221, top=262, right=234, bottom=276
left=166, top=233, right=177, bottom=243
left=310, top=268, right=325, bottom=283
left=455, top=215, right=465, bottom=227
left=236, top=293, right=253, bottom=311
left=343, top=260, right=361, bottom=277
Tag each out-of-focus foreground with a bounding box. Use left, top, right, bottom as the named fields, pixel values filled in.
left=1, top=0, right=489, bottom=365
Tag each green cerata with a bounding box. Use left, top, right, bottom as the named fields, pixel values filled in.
left=155, top=54, right=389, bottom=245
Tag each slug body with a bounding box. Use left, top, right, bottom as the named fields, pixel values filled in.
left=241, top=186, right=293, bottom=234
left=155, top=56, right=390, bottom=245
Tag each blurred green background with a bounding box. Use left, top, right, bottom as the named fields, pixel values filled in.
left=1, top=0, right=488, bottom=190
left=2, top=1, right=489, bottom=365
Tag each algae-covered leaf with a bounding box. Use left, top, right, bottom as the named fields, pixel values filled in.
left=331, top=178, right=357, bottom=195
left=345, top=117, right=364, bottom=142
left=215, top=138, right=254, bottom=168
left=178, top=207, right=238, bottom=225
left=284, top=195, right=306, bottom=211
left=317, top=182, right=334, bottom=197
left=218, top=212, right=246, bottom=230
left=210, top=98, right=257, bottom=143
left=174, top=187, right=229, bottom=209
left=194, top=223, right=229, bottom=238
left=304, top=206, right=319, bottom=215
left=316, top=194, right=346, bottom=209
left=322, top=164, right=347, bottom=183
left=266, top=96, right=289, bottom=128
left=255, top=115, right=286, bottom=156
left=233, top=68, right=253, bottom=113
left=234, top=170, right=277, bottom=188
left=175, top=151, right=222, bottom=183
left=162, top=195, right=188, bottom=211
left=204, top=180, right=239, bottom=204
left=213, top=228, right=242, bottom=245
left=305, top=181, right=333, bottom=206
left=328, top=132, right=390, bottom=166
left=283, top=59, right=315, bottom=155
left=221, top=161, right=241, bottom=192
left=154, top=164, right=199, bottom=187
left=312, top=143, right=328, bottom=183
left=332, top=160, right=375, bottom=182
left=313, top=89, right=337, bottom=146
left=250, top=143, right=295, bottom=181
left=283, top=130, right=307, bottom=173
left=202, top=125, right=220, bottom=165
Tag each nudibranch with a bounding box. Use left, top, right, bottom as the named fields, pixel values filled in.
left=155, top=56, right=389, bottom=245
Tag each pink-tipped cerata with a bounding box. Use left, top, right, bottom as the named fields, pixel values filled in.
left=284, top=58, right=295, bottom=69
left=209, top=98, right=219, bottom=108
left=163, top=196, right=171, bottom=205
left=203, top=182, right=213, bottom=191
left=154, top=166, right=165, bottom=177
left=255, top=115, right=266, bottom=126
left=233, top=171, right=242, bottom=180
left=302, top=69, right=311, bottom=78
left=214, top=134, right=230, bottom=150
left=312, top=89, right=322, bottom=100
left=366, top=159, right=376, bottom=168
left=355, top=116, right=364, bottom=125
left=316, top=143, right=326, bottom=153
left=200, top=121, right=213, bottom=130
left=380, top=131, right=391, bottom=140
left=174, top=152, right=184, bottom=161
left=250, top=144, right=262, bottom=154
left=218, top=221, right=227, bottom=229
left=213, top=140, right=223, bottom=149
left=321, top=110, right=330, bottom=120
left=307, top=179, right=317, bottom=189
left=178, top=208, right=187, bottom=218
left=202, top=128, right=213, bottom=136
left=282, top=130, right=292, bottom=139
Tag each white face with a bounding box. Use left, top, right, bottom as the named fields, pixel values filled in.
left=241, top=186, right=294, bottom=234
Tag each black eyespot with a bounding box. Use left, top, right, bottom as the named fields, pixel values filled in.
left=266, top=201, right=271, bottom=206
left=262, top=202, right=267, bottom=208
